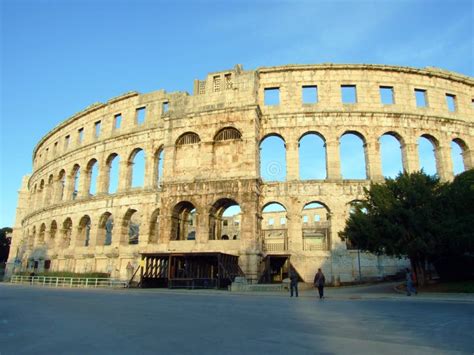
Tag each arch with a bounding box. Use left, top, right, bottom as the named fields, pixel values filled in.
left=214, top=127, right=242, bottom=141
left=38, top=180, right=45, bottom=209
left=38, top=223, right=46, bottom=244
left=57, top=169, right=66, bottom=201
left=122, top=209, right=140, bottom=244
left=176, top=132, right=200, bottom=146
left=98, top=212, right=114, bottom=246
left=78, top=215, right=92, bottom=247
left=379, top=132, right=404, bottom=178
left=418, top=134, right=439, bottom=175
left=106, top=153, right=120, bottom=194
left=340, top=131, right=367, bottom=179
left=260, top=134, right=286, bottom=182
left=154, top=147, right=165, bottom=186
left=451, top=138, right=468, bottom=174
left=129, top=148, right=145, bottom=188
left=86, top=158, right=99, bottom=196
left=299, top=132, right=327, bottom=180
left=209, top=198, right=241, bottom=240
left=30, top=226, right=36, bottom=248
left=262, top=202, right=288, bottom=251
left=149, top=208, right=160, bottom=243
left=62, top=218, right=73, bottom=248
left=302, top=201, right=331, bottom=251
left=171, top=201, right=197, bottom=241
left=71, top=164, right=80, bottom=200
left=49, top=220, right=57, bottom=243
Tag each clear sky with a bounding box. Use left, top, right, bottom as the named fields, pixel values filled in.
left=1, top=0, right=472, bottom=227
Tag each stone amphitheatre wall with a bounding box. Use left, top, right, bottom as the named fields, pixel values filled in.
left=9, top=64, right=474, bottom=283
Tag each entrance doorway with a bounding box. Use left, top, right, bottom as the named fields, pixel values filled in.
left=259, top=255, right=290, bottom=283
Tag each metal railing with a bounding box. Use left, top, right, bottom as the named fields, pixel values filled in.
left=10, top=275, right=128, bottom=288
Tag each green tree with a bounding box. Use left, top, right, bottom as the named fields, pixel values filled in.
left=340, top=171, right=443, bottom=286
left=0, top=227, right=13, bottom=263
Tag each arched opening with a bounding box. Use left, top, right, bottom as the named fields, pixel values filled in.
left=260, top=134, right=286, bottom=181
left=155, top=148, right=164, bottom=186
left=106, top=153, right=120, bottom=194
left=171, top=202, right=197, bottom=241
left=176, top=132, right=200, bottom=145
left=49, top=220, right=57, bottom=246
left=209, top=198, right=241, bottom=240
left=379, top=133, right=404, bottom=178
left=129, top=149, right=145, bottom=188
left=71, top=164, right=80, bottom=199
left=302, top=202, right=330, bottom=251
left=86, top=159, right=99, bottom=196
left=262, top=202, right=288, bottom=252
left=61, top=218, right=72, bottom=248
left=38, top=223, right=46, bottom=244
left=340, top=132, right=367, bottom=179
left=451, top=139, right=467, bottom=175
left=149, top=209, right=160, bottom=243
left=299, top=132, right=326, bottom=180
left=123, top=209, right=140, bottom=245
left=418, top=135, right=438, bottom=176
left=214, top=127, right=242, bottom=141
left=98, top=212, right=114, bottom=246
left=38, top=180, right=45, bottom=208
left=78, top=215, right=92, bottom=247
left=57, top=170, right=66, bottom=201
left=46, top=175, right=54, bottom=206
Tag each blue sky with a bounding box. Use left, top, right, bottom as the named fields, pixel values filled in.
left=1, top=0, right=472, bottom=227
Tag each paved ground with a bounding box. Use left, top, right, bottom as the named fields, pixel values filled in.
left=1, top=283, right=473, bottom=355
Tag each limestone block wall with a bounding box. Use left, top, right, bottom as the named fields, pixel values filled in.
left=8, top=64, right=473, bottom=283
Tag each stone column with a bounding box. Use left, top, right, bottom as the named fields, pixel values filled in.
left=287, top=208, right=302, bottom=252
left=364, top=140, right=383, bottom=182
left=96, top=155, right=109, bottom=195
left=325, top=139, right=341, bottom=180
left=463, top=147, right=473, bottom=171
left=436, top=144, right=454, bottom=181
left=401, top=141, right=420, bottom=173
left=88, top=221, right=99, bottom=247
left=79, top=167, right=91, bottom=198
left=144, top=147, right=156, bottom=189
left=118, top=160, right=131, bottom=192
left=286, top=141, right=299, bottom=181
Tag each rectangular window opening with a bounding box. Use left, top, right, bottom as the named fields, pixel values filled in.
left=280, top=217, right=286, bottom=225
left=341, top=85, right=357, bottom=104
left=380, top=86, right=394, bottom=105
left=415, top=89, right=428, bottom=108
left=314, top=215, right=321, bottom=222
left=114, top=114, right=122, bottom=130
left=94, top=121, right=101, bottom=138
left=264, top=87, right=280, bottom=106
left=303, top=215, right=308, bottom=224
left=446, top=94, right=456, bottom=112
left=78, top=128, right=84, bottom=143
left=65, top=135, right=70, bottom=148
left=162, top=101, right=169, bottom=113
left=225, top=73, right=233, bottom=89
left=213, top=75, right=221, bottom=92
left=302, top=85, right=318, bottom=104
left=136, top=107, right=146, bottom=125
left=268, top=218, right=274, bottom=226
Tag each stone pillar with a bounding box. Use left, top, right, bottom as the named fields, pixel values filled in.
left=144, top=147, right=156, bottom=189
left=287, top=208, right=302, bottom=252
left=79, top=167, right=91, bottom=198
left=118, top=160, right=130, bottom=192
left=463, top=147, right=474, bottom=171
left=286, top=141, right=299, bottom=181
left=401, top=142, right=419, bottom=173
left=96, top=156, right=109, bottom=195
left=364, top=140, right=383, bottom=182
left=436, top=144, right=454, bottom=181
left=325, top=139, right=341, bottom=180
left=88, top=221, right=99, bottom=247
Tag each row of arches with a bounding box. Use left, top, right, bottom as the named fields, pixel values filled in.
left=260, top=131, right=470, bottom=181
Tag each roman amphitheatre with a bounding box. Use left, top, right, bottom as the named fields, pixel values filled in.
left=8, top=64, right=473, bottom=287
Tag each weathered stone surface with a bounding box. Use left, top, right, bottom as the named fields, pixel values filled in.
left=8, top=64, right=473, bottom=282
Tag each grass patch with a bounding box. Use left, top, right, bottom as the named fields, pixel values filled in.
left=16, top=271, right=110, bottom=278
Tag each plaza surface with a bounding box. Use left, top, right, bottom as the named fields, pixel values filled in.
left=0, top=283, right=473, bottom=355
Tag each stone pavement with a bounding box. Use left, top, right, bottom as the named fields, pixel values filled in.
left=1, top=282, right=473, bottom=355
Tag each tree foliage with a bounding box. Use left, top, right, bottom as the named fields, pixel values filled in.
left=340, top=170, right=474, bottom=283
left=0, top=227, right=13, bottom=263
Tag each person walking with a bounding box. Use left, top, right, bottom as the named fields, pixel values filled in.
left=289, top=267, right=298, bottom=297
left=406, top=268, right=417, bottom=296
left=314, top=268, right=326, bottom=299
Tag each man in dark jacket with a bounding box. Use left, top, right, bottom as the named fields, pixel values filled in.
left=289, top=267, right=298, bottom=297
left=314, top=268, right=326, bottom=299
